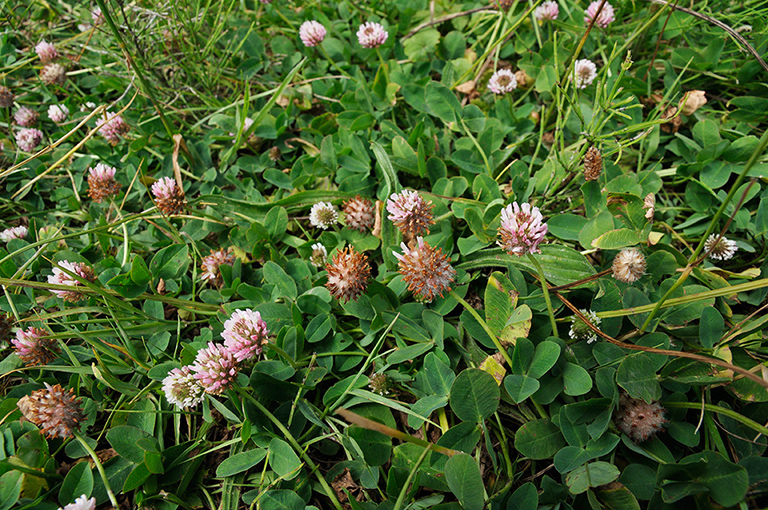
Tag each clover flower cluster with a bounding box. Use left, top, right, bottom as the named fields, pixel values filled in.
left=48, top=104, right=69, bottom=123
left=201, top=248, right=237, bottom=286
left=17, top=383, right=85, bottom=439
left=58, top=495, right=96, bottom=510
left=0, top=225, right=28, bottom=242
left=573, top=59, right=598, bottom=89
left=535, top=1, right=559, bottom=21
left=488, top=69, right=517, bottom=95
left=584, top=1, right=615, bottom=27
left=152, top=176, right=186, bottom=215
left=97, top=111, right=129, bottom=144
left=15, top=106, right=38, bottom=127
left=87, top=163, right=121, bottom=203
left=310, top=202, right=338, bottom=229
left=299, top=20, right=326, bottom=47
left=47, top=261, right=97, bottom=302
left=704, top=234, right=738, bottom=261
left=569, top=310, right=602, bottom=344
left=387, top=190, right=434, bottom=236
left=162, top=309, right=269, bottom=407
left=357, top=22, right=388, bottom=48
left=394, top=237, right=455, bottom=302
left=497, top=202, right=548, bottom=256
left=614, top=394, right=667, bottom=443
left=12, top=326, right=59, bottom=366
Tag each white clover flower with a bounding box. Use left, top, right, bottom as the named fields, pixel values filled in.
left=309, top=202, right=338, bottom=229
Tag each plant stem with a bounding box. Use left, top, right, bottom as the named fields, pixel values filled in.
left=527, top=253, right=558, bottom=338
left=74, top=431, right=118, bottom=508
left=449, top=289, right=514, bottom=367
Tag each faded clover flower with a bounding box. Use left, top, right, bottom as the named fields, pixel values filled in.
left=299, top=20, right=327, bottom=47
left=35, top=40, right=59, bottom=63
left=704, top=234, right=738, bottom=261
left=369, top=372, right=393, bottom=396
left=47, top=260, right=96, bottom=302
left=17, top=383, right=84, bottom=439
left=13, top=326, right=59, bottom=366
left=0, top=225, right=28, bottom=242
left=487, top=69, right=517, bottom=95
left=222, top=308, right=269, bottom=362
left=343, top=196, right=375, bottom=232
left=14, top=106, right=38, bottom=127
left=310, top=243, right=328, bottom=268
left=48, top=104, right=69, bottom=123
left=59, top=495, right=96, bottom=510
left=357, top=22, right=388, bottom=48
left=231, top=117, right=254, bottom=142
left=573, top=59, right=597, bottom=89
left=584, top=1, right=615, bottom=28
left=151, top=176, right=186, bottom=216
left=162, top=366, right=204, bottom=409
left=387, top=190, right=434, bottom=236
left=97, top=111, right=129, bottom=144
left=569, top=310, right=602, bottom=344
left=643, top=193, right=655, bottom=220
left=201, top=248, right=236, bottom=286
left=394, top=237, right=456, bottom=301
left=87, top=163, right=120, bottom=203
left=191, top=342, right=239, bottom=394
left=0, top=86, right=14, bottom=108
left=497, top=202, right=548, bottom=256
left=309, top=201, right=339, bottom=229
left=325, top=246, right=371, bottom=303
left=611, top=248, right=646, bottom=283
left=583, top=146, right=602, bottom=181
left=614, top=394, right=667, bottom=443
left=679, top=90, right=707, bottom=116
left=41, top=63, right=67, bottom=85
left=16, top=128, right=44, bottom=152
left=535, top=1, right=559, bottom=21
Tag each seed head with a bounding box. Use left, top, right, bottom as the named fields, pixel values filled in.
left=191, top=342, right=239, bottom=394
left=48, top=104, right=69, bottom=123
left=310, top=243, right=328, bottom=268
left=15, top=128, right=44, bottom=152
left=343, top=196, right=375, bottom=232
left=162, top=366, right=204, bottom=409
left=47, top=260, right=96, bottom=302
left=12, top=326, right=59, bottom=366
left=357, top=22, right=388, bottom=48
left=0, top=86, right=14, bottom=108
left=59, top=495, right=96, bottom=510
left=299, top=20, right=327, bottom=47
left=568, top=310, right=602, bottom=344
left=40, top=63, right=67, bottom=85
left=614, top=394, right=667, bottom=443
left=369, top=373, right=393, bottom=396
left=325, top=246, right=371, bottom=303
left=535, top=1, right=559, bottom=20
left=151, top=176, right=186, bottom=216
left=573, top=59, right=598, bottom=89
left=584, top=1, right=615, bottom=27
left=17, top=383, right=84, bottom=439
left=309, top=202, right=339, bottom=229
left=222, top=309, right=269, bottom=362
left=394, top=237, right=456, bottom=301
left=87, top=163, right=120, bottom=203
left=487, top=69, right=517, bottom=95
left=14, top=106, right=38, bottom=127
left=497, top=202, right=548, bottom=256
left=97, top=111, right=129, bottom=144
left=704, top=234, right=738, bottom=261
left=0, top=225, right=28, bottom=242
left=201, top=248, right=236, bottom=287
left=35, top=40, right=59, bottom=63
left=583, top=146, right=602, bottom=181
left=611, top=248, right=646, bottom=283
left=386, top=190, right=434, bottom=236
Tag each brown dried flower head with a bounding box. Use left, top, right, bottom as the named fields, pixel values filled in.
left=17, top=383, right=85, bottom=439
left=12, top=326, right=59, bottom=366
left=394, top=237, right=456, bottom=301
left=679, top=90, right=706, bottom=116
left=612, top=248, right=646, bottom=283
left=343, top=196, right=375, bottom=232
left=614, top=394, right=667, bottom=443
left=87, top=163, right=121, bottom=203
left=325, top=246, right=371, bottom=303
left=490, top=0, right=514, bottom=10
left=583, top=146, right=602, bottom=181
left=0, top=86, right=14, bottom=109
left=151, top=176, right=187, bottom=216
left=386, top=190, right=435, bottom=236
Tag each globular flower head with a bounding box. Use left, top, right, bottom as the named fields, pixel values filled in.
left=309, top=202, right=339, bottom=229
left=535, top=1, right=559, bottom=21
left=47, top=260, right=96, bottom=302
left=583, top=146, right=602, bottom=181
left=14, top=106, right=38, bottom=127
left=343, top=196, right=375, bottom=232
left=386, top=190, right=434, bottom=236
left=17, top=383, right=84, bottom=439
left=487, top=69, right=517, bottom=95
left=191, top=342, right=239, bottom=394
left=497, top=202, right=548, bottom=256
left=162, top=366, right=204, bottom=409
left=222, top=309, right=269, bottom=362
left=151, top=176, right=186, bottom=215
left=40, top=63, right=67, bottom=85
left=325, top=246, right=371, bottom=303
left=201, top=248, right=236, bottom=287
left=48, top=104, right=69, bottom=123
left=299, top=20, right=326, bottom=47
left=704, top=234, right=738, bottom=261
left=573, top=59, right=598, bottom=89
left=394, top=237, right=456, bottom=301
left=59, top=495, right=96, bottom=510
left=584, top=1, right=615, bottom=28
left=35, top=40, right=59, bottom=63
left=612, top=248, right=646, bottom=283
left=87, top=163, right=120, bottom=203
left=310, top=243, right=328, bottom=268
left=614, top=394, right=667, bottom=443
left=0, top=225, right=28, bottom=242
left=369, top=372, right=393, bottom=396
left=569, top=309, right=602, bottom=344
left=97, top=111, right=129, bottom=144
left=12, top=327, right=59, bottom=366
left=15, top=128, right=44, bottom=152
left=357, top=22, right=388, bottom=48
left=0, top=86, right=14, bottom=108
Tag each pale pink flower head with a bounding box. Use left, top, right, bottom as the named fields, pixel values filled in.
left=191, top=342, right=239, bottom=394
left=0, top=225, right=28, bottom=242
left=222, top=309, right=270, bottom=362
left=17, top=383, right=84, bottom=439
left=14, top=106, right=38, bottom=127
left=47, top=260, right=96, bottom=302
left=91, top=7, right=104, bottom=26
left=151, top=176, right=186, bottom=215
left=299, top=20, right=327, bottom=47
left=48, top=104, right=69, bottom=123
left=230, top=117, right=254, bottom=142
left=15, top=128, right=44, bottom=152
left=357, top=22, right=388, bottom=48
left=87, top=163, right=120, bottom=203
left=584, top=1, right=615, bottom=28
left=573, top=59, right=597, bottom=89
left=394, top=237, right=456, bottom=301
left=497, top=202, right=548, bottom=256
left=386, top=190, right=434, bottom=236
left=614, top=394, right=667, bottom=443
left=12, top=326, right=59, bottom=366
left=97, top=111, right=129, bottom=144
left=535, top=1, right=559, bottom=21
left=162, top=366, right=204, bottom=409
left=487, top=69, right=517, bottom=95
left=35, top=40, right=59, bottom=63
left=59, top=495, right=96, bottom=510
left=201, top=248, right=236, bottom=286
